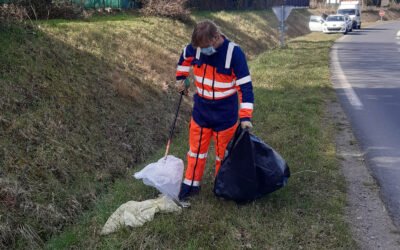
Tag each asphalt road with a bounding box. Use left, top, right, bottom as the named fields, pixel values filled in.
left=330, top=21, right=400, bottom=228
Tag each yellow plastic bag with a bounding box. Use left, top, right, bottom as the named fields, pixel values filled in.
left=101, top=195, right=181, bottom=235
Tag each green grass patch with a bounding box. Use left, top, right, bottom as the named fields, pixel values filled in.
left=46, top=32, right=356, bottom=249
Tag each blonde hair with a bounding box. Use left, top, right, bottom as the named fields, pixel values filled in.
left=191, top=19, right=220, bottom=48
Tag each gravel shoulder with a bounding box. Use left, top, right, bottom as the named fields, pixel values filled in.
left=328, top=99, right=400, bottom=249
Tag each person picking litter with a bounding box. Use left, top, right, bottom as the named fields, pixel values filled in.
left=175, top=20, right=255, bottom=201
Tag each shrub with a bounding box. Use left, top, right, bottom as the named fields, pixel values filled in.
left=1, top=0, right=87, bottom=20
left=12, top=0, right=52, bottom=20
left=48, top=1, right=88, bottom=19
left=0, top=3, right=28, bottom=24
left=140, top=0, right=190, bottom=21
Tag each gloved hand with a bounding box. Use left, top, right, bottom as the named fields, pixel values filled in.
left=241, top=120, right=253, bottom=130
left=175, top=79, right=190, bottom=95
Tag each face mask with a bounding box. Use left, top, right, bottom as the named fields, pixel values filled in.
left=201, top=46, right=217, bottom=56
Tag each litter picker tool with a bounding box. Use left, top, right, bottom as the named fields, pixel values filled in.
left=164, top=91, right=184, bottom=159
left=134, top=79, right=191, bottom=208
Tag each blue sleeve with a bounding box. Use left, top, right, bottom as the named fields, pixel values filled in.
left=231, top=46, right=254, bottom=103
left=231, top=46, right=254, bottom=121
left=176, top=44, right=196, bottom=80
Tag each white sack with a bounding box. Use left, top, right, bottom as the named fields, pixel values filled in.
left=134, top=155, right=184, bottom=200
left=101, top=195, right=181, bottom=235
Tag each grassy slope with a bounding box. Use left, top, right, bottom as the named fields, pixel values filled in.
left=0, top=22, right=176, bottom=248
left=46, top=33, right=356, bottom=249
left=0, top=10, right=310, bottom=248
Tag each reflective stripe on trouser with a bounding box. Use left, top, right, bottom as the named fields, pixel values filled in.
left=184, top=118, right=238, bottom=186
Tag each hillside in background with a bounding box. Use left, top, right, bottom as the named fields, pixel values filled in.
left=0, top=10, right=311, bottom=248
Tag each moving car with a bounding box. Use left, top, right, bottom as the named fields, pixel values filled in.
left=322, top=14, right=352, bottom=34
left=309, top=15, right=325, bottom=32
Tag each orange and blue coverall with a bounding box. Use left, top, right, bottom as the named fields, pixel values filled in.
left=176, top=37, right=254, bottom=199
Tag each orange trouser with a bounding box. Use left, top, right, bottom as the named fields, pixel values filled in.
left=183, top=118, right=238, bottom=187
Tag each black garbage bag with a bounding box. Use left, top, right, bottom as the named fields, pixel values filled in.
left=214, top=127, right=290, bottom=203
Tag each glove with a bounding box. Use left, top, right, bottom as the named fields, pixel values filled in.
left=240, top=120, right=253, bottom=130
left=175, top=79, right=190, bottom=95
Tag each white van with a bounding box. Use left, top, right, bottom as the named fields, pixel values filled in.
left=337, top=0, right=362, bottom=29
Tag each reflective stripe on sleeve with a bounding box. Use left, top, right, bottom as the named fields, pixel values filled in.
left=240, top=103, right=254, bottom=110
left=236, top=75, right=251, bottom=85
left=177, top=65, right=190, bottom=72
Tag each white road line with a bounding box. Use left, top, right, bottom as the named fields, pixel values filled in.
left=331, top=45, right=364, bottom=110
left=396, top=30, right=400, bottom=52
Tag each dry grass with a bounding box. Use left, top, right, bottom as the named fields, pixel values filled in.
left=0, top=21, right=184, bottom=248
left=0, top=10, right=311, bottom=248
left=192, top=10, right=310, bottom=59
left=362, top=7, right=400, bottom=22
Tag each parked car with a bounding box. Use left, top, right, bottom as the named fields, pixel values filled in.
left=322, top=14, right=352, bottom=34
left=309, top=15, right=325, bottom=32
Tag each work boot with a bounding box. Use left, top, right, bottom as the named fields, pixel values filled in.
left=178, top=183, right=201, bottom=201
